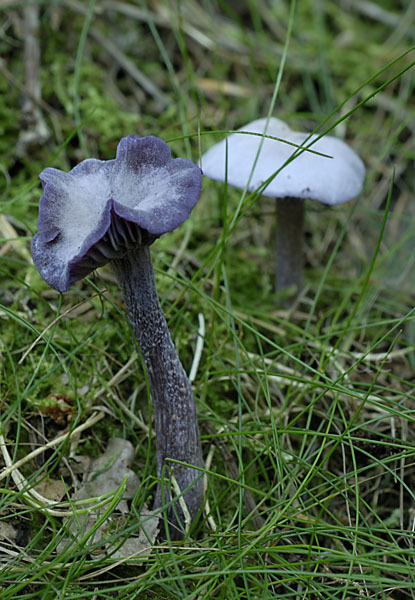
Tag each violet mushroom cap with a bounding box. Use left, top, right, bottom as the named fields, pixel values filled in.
left=201, top=117, right=365, bottom=298
left=31, top=135, right=204, bottom=540
left=32, top=135, right=202, bottom=292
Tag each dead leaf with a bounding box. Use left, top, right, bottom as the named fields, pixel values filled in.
left=34, top=476, right=66, bottom=502
left=74, top=437, right=140, bottom=510
left=0, top=521, right=17, bottom=541
left=41, top=393, right=73, bottom=426
left=58, top=438, right=159, bottom=562
left=0, top=215, right=31, bottom=261
left=110, top=510, right=160, bottom=560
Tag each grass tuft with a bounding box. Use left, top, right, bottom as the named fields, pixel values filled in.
left=1, top=0, right=415, bottom=598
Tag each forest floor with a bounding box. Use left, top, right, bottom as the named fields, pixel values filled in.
left=1, top=1, right=415, bottom=598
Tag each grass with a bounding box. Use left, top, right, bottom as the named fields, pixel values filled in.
left=1, top=0, right=415, bottom=597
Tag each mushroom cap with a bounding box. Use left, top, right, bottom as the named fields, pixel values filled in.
left=201, top=118, right=365, bottom=205
left=32, top=135, right=202, bottom=292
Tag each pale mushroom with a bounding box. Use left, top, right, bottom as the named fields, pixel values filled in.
left=202, top=117, right=365, bottom=302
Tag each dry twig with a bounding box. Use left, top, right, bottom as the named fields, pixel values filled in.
left=16, top=4, right=50, bottom=156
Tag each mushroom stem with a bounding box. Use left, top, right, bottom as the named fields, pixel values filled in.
left=111, top=245, right=204, bottom=539
left=275, top=196, right=304, bottom=301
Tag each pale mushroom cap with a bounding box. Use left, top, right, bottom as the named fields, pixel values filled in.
left=201, top=117, right=365, bottom=205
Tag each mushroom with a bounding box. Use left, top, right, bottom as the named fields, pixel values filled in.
left=201, top=117, right=365, bottom=302
left=31, top=135, right=204, bottom=539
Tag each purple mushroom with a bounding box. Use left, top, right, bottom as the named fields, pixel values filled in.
left=202, top=118, right=365, bottom=304
left=32, top=135, right=204, bottom=539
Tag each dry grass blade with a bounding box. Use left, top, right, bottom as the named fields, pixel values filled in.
left=0, top=411, right=104, bottom=483
left=16, top=3, right=50, bottom=156
left=64, top=0, right=169, bottom=109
